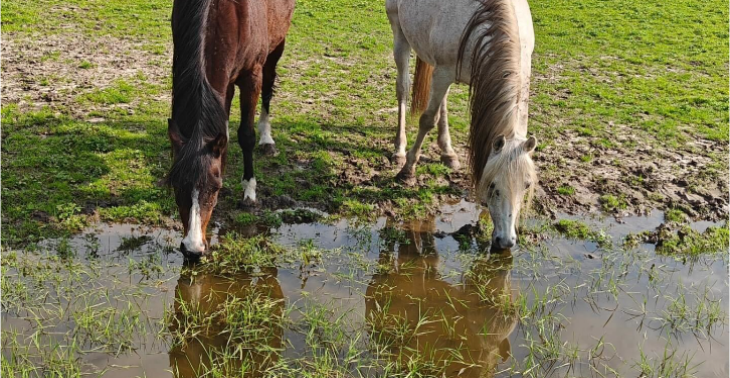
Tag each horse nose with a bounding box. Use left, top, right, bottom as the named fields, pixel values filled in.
left=495, top=236, right=516, bottom=250
left=180, top=242, right=205, bottom=260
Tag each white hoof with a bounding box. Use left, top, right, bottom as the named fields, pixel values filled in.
left=257, top=110, right=274, bottom=145
left=242, top=177, right=257, bottom=202
left=258, top=133, right=275, bottom=146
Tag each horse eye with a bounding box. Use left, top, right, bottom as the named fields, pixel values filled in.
left=526, top=182, right=532, bottom=189
left=488, top=183, right=499, bottom=197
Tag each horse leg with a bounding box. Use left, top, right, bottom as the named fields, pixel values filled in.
left=396, top=67, right=453, bottom=183
left=437, top=94, right=460, bottom=170
left=237, top=70, right=263, bottom=204
left=387, top=10, right=411, bottom=168
left=258, top=41, right=286, bottom=156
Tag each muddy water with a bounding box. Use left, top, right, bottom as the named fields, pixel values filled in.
left=2, top=201, right=727, bottom=377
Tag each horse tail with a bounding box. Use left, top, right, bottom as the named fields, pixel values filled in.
left=457, top=0, right=522, bottom=187
left=167, top=0, right=227, bottom=187
left=410, top=56, right=434, bottom=116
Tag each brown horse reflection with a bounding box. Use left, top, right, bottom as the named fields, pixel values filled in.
left=367, top=219, right=517, bottom=378
left=168, top=268, right=284, bottom=377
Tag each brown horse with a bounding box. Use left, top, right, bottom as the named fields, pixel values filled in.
left=166, top=0, right=294, bottom=258
left=168, top=269, right=284, bottom=377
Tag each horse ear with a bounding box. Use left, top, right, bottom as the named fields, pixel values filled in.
left=498, top=338, right=512, bottom=362
left=207, top=132, right=228, bottom=157
left=168, top=118, right=185, bottom=154
left=493, top=135, right=506, bottom=153
left=523, top=136, right=537, bottom=154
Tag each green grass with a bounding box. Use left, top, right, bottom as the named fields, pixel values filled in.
left=234, top=212, right=258, bottom=226
left=664, top=208, right=688, bottom=223
left=553, top=219, right=611, bottom=247
left=2, top=0, right=727, bottom=244
left=3, top=3, right=728, bottom=374
left=199, top=234, right=287, bottom=274
left=557, top=185, right=575, bottom=196
left=599, top=194, right=628, bottom=212
left=656, top=224, right=729, bottom=256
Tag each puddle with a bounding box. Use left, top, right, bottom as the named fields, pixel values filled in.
left=2, top=201, right=728, bottom=377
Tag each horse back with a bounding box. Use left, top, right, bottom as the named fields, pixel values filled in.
left=177, top=0, right=294, bottom=93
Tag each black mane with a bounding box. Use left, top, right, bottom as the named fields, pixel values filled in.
left=167, top=0, right=227, bottom=189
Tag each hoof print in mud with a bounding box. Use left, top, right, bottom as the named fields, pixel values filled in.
left=259, top=143, right=278, bottom=156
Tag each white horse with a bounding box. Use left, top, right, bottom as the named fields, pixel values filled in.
left=387, top=0, right=537, bottom=249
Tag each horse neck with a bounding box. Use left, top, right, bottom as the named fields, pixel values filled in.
left=461, top=0, right=523, bottom=186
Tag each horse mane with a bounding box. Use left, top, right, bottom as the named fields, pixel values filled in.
left=456, top=0, right=522, bottom=187
left=167, top=0, right=228, bottom=189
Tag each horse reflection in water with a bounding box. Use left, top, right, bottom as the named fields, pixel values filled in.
left=367, top=218, right=517, bottom=378
left=168, top=267, right=284, bottom=377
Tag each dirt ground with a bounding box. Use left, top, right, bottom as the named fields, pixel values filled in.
left=2, top=32, right=728, bottom=226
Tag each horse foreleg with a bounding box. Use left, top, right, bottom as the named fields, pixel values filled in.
left=237, top=70, right=263, bottom=204
left=396, top=67, right=453, bottom=184
left=437, top=96, right=460, bottom=170
left=224, top=84, right=235, bottom=140
left=258, top=41, right=286, bottom=156
left=388, top=11, right=410, bottom=168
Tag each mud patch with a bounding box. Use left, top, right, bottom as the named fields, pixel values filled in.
left=2, top=33, right=171, bottom=117
left=531, top=61, right=729, bottom=222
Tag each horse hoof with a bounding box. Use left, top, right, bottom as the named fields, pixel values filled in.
left=395, top=168, right=416, bottom=185
left=260, top=143, right=278, bottom=156
left=392, top=154, right=406, bottom=168
left=239, top=197, right=257, bottom=209
left=441, top=154, right=461, bottom=170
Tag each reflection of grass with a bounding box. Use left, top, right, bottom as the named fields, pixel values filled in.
left=167, top=273, right=285, bottom=376
left=3, top=213, right=728, bottom=377
left=117, top=234, right=152, bottom=252
left=1, top=248, right=170, bottom=376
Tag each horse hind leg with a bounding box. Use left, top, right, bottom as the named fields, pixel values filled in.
left=437, top=96, right=460, bottom=170
left=396, top=67, right=453, bottom=184
left=388, top=10, right=411, bottom=168
left=258, top=41, right=286, bottom=156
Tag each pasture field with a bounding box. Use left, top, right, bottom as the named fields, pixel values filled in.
left=1, top=0, right=728, bottom=377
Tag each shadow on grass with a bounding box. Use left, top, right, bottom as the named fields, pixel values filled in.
left=3, top=108, right=463, bottom=246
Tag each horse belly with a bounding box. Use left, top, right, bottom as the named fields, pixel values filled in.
left=395, top=0, right=479, bottom=81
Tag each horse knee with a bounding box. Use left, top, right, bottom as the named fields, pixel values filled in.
left=418, top=113, right=436, bottom=132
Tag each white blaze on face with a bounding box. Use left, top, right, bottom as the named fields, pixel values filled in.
left=242, top=177, right=256, bottom=202
left=257, top=109, right=274, bottom=145
left=489, top=185, right=519, bottom=248
left=182, top=189, right=206, bottom=253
